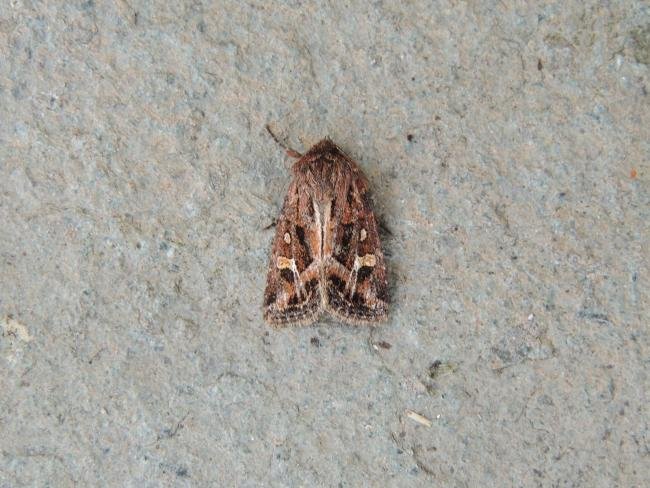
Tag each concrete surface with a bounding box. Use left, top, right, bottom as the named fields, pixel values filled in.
left=1, top=1, right=648, bottom=486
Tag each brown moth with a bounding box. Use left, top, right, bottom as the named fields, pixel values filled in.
left=263, top=130, right=388, bottom=327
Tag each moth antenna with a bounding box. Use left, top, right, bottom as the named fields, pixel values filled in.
left=265, top=124, right=303, bottom=158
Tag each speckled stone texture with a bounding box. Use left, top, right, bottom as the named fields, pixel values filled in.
left=1, top=1, right=648, bottom=487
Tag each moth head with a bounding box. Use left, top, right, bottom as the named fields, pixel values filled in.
left=306, top=138, right=338, bottom=154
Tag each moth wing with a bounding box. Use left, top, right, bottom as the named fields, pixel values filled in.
left=324, top=175, right=389, bottom=325
left=263, top=180, right=322, bottom=327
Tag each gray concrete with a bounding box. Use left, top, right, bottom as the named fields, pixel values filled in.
left=1, top=1, right=648, bottom=487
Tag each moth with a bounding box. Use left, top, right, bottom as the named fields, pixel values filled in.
left=263, top=130, right=388, bottom=327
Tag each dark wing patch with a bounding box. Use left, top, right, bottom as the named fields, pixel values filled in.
left=335, top=224, right=354, bottom=265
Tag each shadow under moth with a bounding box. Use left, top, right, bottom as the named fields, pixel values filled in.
left=263, top=130, right=388, bottom=327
